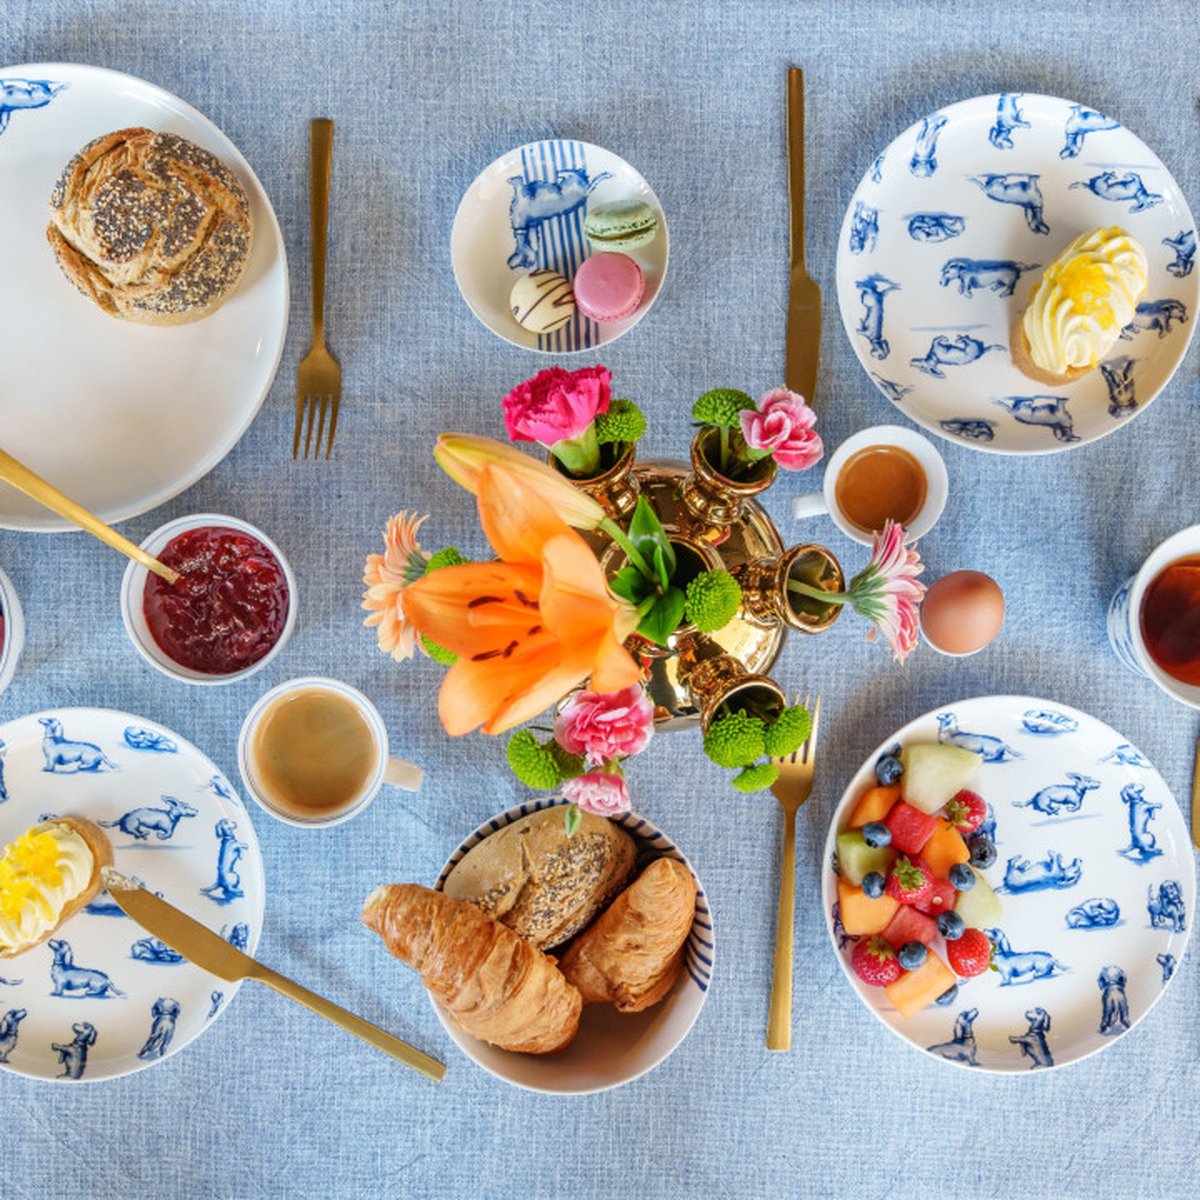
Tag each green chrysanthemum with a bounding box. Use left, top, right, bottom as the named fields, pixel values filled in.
left=703, top=710, right=766, bottom=769
left=731, top=762, right=780, bottom=793
left=684, top=569, right=742, bottom=633
left=594, top=399, right=647, bottom=446
left=547, top=740, right=585, bottom=782
left=424, top=547, right=469, bottom=573
left=505, top=730, right=561, bottom=789
left=762, top=705, right=812, bottom=757
left=419, top=634, right=458, bottom=665
left=691, top=388, right=756, bottom=428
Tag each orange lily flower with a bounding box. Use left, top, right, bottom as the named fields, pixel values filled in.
left=401, top=465, right=640, bottom=736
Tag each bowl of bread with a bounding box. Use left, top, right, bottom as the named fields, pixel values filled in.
left=361, top=799, right=712, bottom=1093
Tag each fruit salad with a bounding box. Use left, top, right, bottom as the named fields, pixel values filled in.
left=834, top=741, right=1002, bottom=1018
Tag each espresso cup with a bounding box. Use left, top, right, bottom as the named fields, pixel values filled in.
left=238, top=676, right=423, bottom=828
left=793, top=425, right=948, bottom=545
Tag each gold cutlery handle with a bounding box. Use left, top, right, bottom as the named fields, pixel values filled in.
left=251, top=963, right=445, bottom=1081
left=786, top=67, right=807, bottom=269
left=309, top=118, right=334, bottom=345
left=766, top=806, right=797, bottom=1050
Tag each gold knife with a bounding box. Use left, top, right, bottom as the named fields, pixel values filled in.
left=102, top=868, right=445, bottom=1081
left=785, top=66, right=822, bottom=404
left=1191, top=733, right=1200, bottom=850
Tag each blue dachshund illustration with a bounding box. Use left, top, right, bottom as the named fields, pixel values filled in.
left=48, top=939, right=124, bottom=998
left=0, top=1008, right=27, bottom=1062
left=131, top=936, right=184, bottom=964
left=1097, top=966, right=1130, bottom=1035
left=909, top=113, right=948, bottom=177
left=985, top=929, right=1068, bottom=985
left=1009, top=1008, right=1054, bottom=1068
left=0, top=975, right=21, bottom=987
left=994, top=395, right=1078, bottom=443
left=206, top=774, right=237, bottom=803
left=1099, top=356, right=1137, bottom=419
left=968, top=173, right=1049, bottom=234
left=201, top=818, right=247, bottom=905
left=1015, top=772, right=1100, bottom=817
left=1163, top=230, right=1195, bottom=278
left=85, top=875, right=154, bottom=917
left=854, top=274, right=900, bottom=360
left=137, top=997, right=180, bottom=1060
left=207, top=990, right=223, bottom=1020
left=1059, top=104, right=1119, bottom=158
left=910, top=334, right=1004, bottom=379
left=936, top=713, right=1021, bottom=762
left=989, top=93, right=1031, bottom=150
left=98, top=795, right=197, bottom=841
left=940, top=418, right=996, bottom=442
left=38, top=717, right=116, bottom=773
left=51, top=1021, right=96, bottom=1080
left=926, top=1008, right=979, bottom=1065
left=223, top=922, right=250, bottom=952
left=1118, top=783, right=1162, bottom=863
left=1071, top=171, right=1163, bottom=213
left=1022, top=709, right=1078, bottom=735
left=975, top=803, right=997, bottom=844
left=1156, top=952, right=1176, bottom=982
left=940, top=258, right=1038, bottom=298
left=506, top=165, right=611, bottom=270
left=1147, top=880, right=1186, bottom=933
left=1120, top=300, right=1187, bottom=340
left=0, top=78, right=66, bottom=136
left=870, top=373, right=913, bottom=404
left=0, top=738, right=7, bottom=802
left=831, top=902, right=850, bottom=950
left=1066, top=898, right=1121, bottom=929
left=1002, top=851, right=1082, bottom=893
left=1099, top=742, right=1151, bottom=768
left=906, top=212, right=965, bottom=243
left=123, top=727, right=178, bottom=753
left=848, top=200, right=879, bottom=254
left=869, top=153, right=884, bottom=184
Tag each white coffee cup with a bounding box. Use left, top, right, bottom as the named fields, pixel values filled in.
left=238, top=676, right=423, bottom=828
left=793, top=425, right=948, bottom=545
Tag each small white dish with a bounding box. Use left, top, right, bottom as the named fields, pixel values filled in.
left=0, top=566, right=26, bottom=695
left=120, top=513, right=297, bottom=686
left=450, top=140, right=668, bottom=353
left=431, top=799, right=712, bottom=1094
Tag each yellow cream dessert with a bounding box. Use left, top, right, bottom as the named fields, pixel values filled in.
left=0, top=819, right=111, bottom=957
left=1014, top=226, right=1148, bottom=384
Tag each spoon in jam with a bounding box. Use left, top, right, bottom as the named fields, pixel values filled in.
left=0, top=448, right=179, bottom=584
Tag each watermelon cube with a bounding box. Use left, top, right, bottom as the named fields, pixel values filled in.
left=885, top=952, right=957, bottom=1018
left=882, top=904, right=938, bottom=949
left=884, top=801, right=937, bottom=856
left=848, top=784, right=901, bottom=829
left=914, top=877, right=957, bottom=916
left=836, top=831, right=896, bottom=886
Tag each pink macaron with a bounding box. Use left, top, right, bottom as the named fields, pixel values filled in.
left=572, top=252, right=644, bottom=322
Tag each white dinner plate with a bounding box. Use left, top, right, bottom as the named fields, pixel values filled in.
left=0, top=63, right=288, bottom=530
left=0, top=708, right=265, bottom=1081
left=822, top=696, right=1194, bottom=1072
left=836, top=94, right=1197, bottom=453
left=450, top=140, right=668, bottom=353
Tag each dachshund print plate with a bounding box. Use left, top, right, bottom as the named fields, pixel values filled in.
left=0, top=708, right=265, bottom=1081
left=822, top=696, right=1194, bottom=1072
left=837, top=94, right=1197, bottom=454
left=0, top=63, right=288, bottom=531
left=450, top=140, right=669, bottom=353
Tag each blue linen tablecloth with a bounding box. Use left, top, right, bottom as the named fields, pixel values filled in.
left=3, top=1, right=1199, bottom=1196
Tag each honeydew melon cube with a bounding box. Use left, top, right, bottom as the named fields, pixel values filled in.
left=901, top=743, right=981, bottom=815
left=836, top=831, right=896, bottom=886
left=954, top=867, right=1003, bottom=928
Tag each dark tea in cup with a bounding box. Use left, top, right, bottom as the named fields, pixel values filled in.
left=1140, top=556, right=1200, bottom=685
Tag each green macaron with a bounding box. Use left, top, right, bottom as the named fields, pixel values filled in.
left=583, top=199, right=658, bottom=251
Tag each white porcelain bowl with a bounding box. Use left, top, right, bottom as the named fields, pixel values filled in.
left=0, top=566, right=26, bottom=695
left=120, top=513, right=297, bottom=686
left=432, top=799, right=713, bottom=1094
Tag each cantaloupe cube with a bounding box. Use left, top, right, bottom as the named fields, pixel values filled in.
left=922, top=820, right=970, bottom=879
left=848, top=784, right=901, bottom=829
left=885, top=952, right=957, bottom=1018
left=837, top=877, right=899, bottom=936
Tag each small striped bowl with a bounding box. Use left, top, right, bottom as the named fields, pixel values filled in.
left=434, top=798, right=713, bottom=1094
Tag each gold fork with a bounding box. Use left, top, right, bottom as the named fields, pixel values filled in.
left=766, top=691, right=820, bottom=1051
left=293, top=117, right=341, bottom=459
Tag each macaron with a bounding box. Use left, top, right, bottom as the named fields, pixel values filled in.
left=583, top=199, right=658, bottom=251
left=573, top=253, right=644, bottom=323
left=510, top=269, right=575, bottom=334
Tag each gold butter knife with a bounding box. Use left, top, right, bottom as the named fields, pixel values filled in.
left=1191, top=732, right=1200, bottom=850
left=785, top=66, right=822, bottom=404
left=102, top=867, right=445, bottom=1081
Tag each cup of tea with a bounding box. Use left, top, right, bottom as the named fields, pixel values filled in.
left=238, top=676, right=423, bottom=827
left=1107, top=524, right=1200, bottom=708
left=793, top=425, right=948, bottom=545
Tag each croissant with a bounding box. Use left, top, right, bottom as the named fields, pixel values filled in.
left=559, top=857, right=696, bottom=1012
left=361, top=883, right=581, bottom=1054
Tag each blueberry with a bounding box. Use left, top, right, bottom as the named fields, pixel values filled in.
left=934, top=983, right=959, bottom=1007
left=874, top=751, right=904, bottom=786
left=862, top=821, right=892, bottom=848
left=949, top=863, right=975, bottom=890
left=861, top=871, right=886, bottom=899
left=898, top=941, right=928, bottom=970
left=937, top=911, right=965, bottom=940
left=968, top=835, right=997, bottom=869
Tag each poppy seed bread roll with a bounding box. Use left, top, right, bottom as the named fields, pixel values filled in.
left=46, top=127, right=253, bottom=325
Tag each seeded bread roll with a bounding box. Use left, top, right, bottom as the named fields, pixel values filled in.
left=443, top=809, right=635, bottom=950
left=45, top=127, right=253, bottom=325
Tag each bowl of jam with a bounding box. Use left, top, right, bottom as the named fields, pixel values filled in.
left=121, top=514, right=297, bottom=685
left=0, top=566, right=25, bottom=696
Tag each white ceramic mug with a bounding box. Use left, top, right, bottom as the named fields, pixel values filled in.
left=0, top=566, right=26, bottom=697
left=793, top=425, right=948, bottom=545
left=1107, top=524, right=1200, bottom=709
left=238, top=676, right=424, bottom=828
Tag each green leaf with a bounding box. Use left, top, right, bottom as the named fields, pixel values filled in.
left=563, top=804, right=582, bottom=837
left=636, top=586, right=687, bottom=645
left=652, top=541, right=671, bottom=591
left=627, top=496, right=674, bottom=582
left=610, top=564, right=650, bottom=605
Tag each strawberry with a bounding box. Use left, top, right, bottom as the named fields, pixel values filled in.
left=946, top=927, right=993, bottom=977
left=945, top=789, right=987, bottom=836
left=914, top=877, right=957, bottom=916
left=886, top=855, right=933, bottom=906
left=850, top=935, right=902, bottom=987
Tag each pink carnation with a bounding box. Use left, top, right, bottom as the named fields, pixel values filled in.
left=739, top=387, right=823, bottom=471
left=554, top=683, right=655, bottom=763
left=502, top=365, right=612, bottom=447
left=562, top=771, right=631, bottom=818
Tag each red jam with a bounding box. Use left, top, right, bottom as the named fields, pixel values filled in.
left=143, top=526, right=289, bottom=674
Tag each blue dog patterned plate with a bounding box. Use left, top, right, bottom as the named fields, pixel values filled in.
left=821, top=696, right=1194, bottom=1072
left=0, top=708, right=264, bottom=1082
left=836, top=94, right=1197, bottom=454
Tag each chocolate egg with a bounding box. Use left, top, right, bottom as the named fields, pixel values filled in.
left=920, top=570, right=1004, bottom=656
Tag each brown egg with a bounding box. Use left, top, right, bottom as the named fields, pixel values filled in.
left=920, top=570, right=1004, bottom=656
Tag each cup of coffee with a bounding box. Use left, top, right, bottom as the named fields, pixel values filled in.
left=238, top=676, right=423, bottom=828
left=793, top=425, right=948, bottom=545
